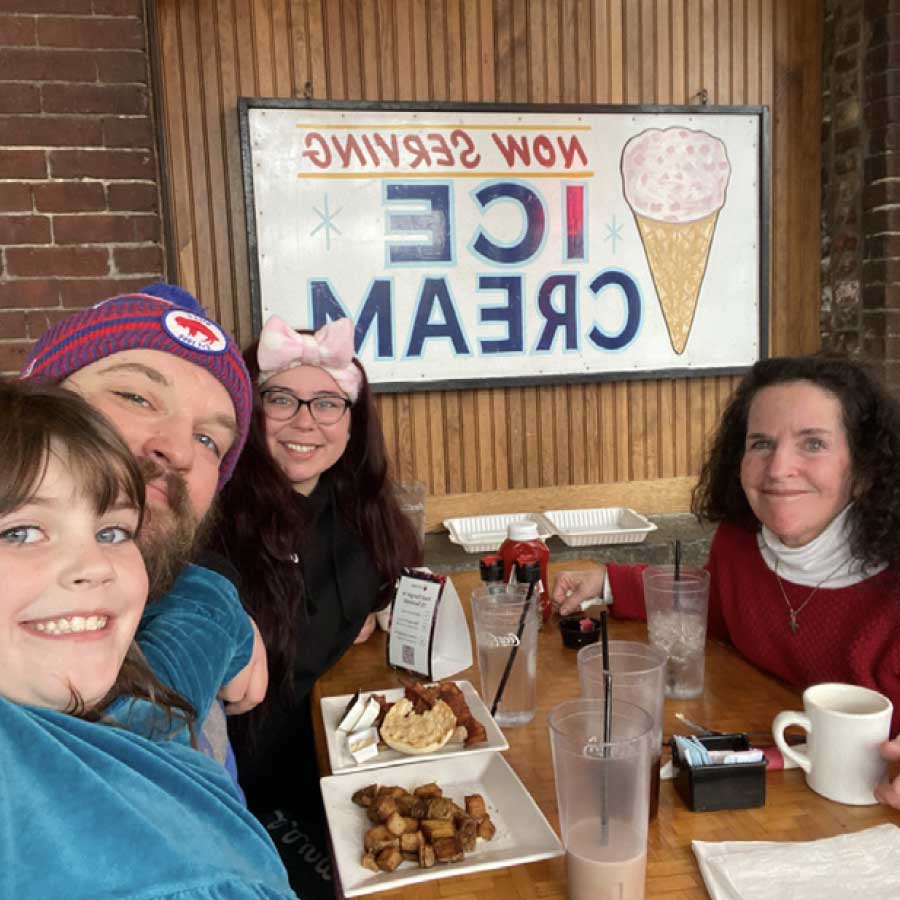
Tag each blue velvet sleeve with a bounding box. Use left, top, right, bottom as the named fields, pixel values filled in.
left=136, top=565, right=254, bottom=722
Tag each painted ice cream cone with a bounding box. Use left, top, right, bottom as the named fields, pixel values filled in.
left=621, top=128, right=731, bottom=354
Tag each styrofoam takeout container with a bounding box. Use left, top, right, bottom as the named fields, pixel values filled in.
left=443, top=512, right=554, bottom=554
left=541, top=507, right=657, bottom=547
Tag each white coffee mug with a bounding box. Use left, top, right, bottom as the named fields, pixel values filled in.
left=772, top=682, right=892, bottom=806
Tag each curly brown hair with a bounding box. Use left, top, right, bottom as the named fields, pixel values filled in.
left=692, top=355, right=900, bottom=570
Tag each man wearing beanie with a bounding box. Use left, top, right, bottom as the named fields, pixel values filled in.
left=21, top=282, right=266, bottom=774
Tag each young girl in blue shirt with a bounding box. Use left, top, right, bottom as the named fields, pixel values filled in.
left=0, top=380, right=296, bottom=900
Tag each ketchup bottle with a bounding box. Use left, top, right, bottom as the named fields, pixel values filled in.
left=499, top=520, right=551, bottom=623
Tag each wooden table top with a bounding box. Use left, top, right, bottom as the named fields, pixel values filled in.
left=312, top=560, right=900, bottom=899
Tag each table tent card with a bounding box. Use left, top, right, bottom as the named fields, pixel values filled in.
left=387, top=568, right=472, bottom=681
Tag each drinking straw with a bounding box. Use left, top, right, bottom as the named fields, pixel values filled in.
left=600, top=608, right=612, bottom=845
left=673, top=538, right=682, bottom=612
left=490, top=573, right=537, bottom=717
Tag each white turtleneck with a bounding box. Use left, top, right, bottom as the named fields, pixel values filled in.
left=756, top=504, right=885, bottom=588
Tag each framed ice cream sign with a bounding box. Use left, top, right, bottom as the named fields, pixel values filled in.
left=239, top=100, right=768, bottom=392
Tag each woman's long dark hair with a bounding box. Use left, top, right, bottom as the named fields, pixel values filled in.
left=692, top=354, right=900, bottom=570
left=0, top=379, right=196, bottom=737
left=213, top=338, right=423, bottom=718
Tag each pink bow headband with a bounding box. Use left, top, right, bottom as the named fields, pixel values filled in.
left=257, top=315, right=362, bottom=402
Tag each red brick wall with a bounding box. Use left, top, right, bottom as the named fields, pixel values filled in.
left=822, top=0, right=900, bottom=391
left=0, top=0, right=164, bottom=375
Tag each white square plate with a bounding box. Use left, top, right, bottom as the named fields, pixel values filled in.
left=321, top=752, right=563, bottom=897
left=321, top=680, right=508, bottom=774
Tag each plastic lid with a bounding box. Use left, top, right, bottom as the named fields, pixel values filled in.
left=479, top=555, right=504, bottom=582
left=507, top=520, right=539, bottom=540
left=514, top=553, right=542, bottom=584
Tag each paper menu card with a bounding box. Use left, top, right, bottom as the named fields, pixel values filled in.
left=387, top=568, right=472, bottom=680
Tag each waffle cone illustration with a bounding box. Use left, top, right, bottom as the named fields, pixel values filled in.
left=621, top=128, right=731, bottom=354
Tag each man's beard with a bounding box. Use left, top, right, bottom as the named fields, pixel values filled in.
left=136, top=460, right=215, bottom=600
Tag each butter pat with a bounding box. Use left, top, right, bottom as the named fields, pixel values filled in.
left=347, top=726, right=380, bottom=764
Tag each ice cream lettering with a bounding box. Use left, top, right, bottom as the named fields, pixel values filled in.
left=621, top=127, right=731, bottom=354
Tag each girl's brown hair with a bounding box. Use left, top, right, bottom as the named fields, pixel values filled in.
left=0, top=379, right=196, bottom=735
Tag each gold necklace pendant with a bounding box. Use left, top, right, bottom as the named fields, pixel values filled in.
left=789, top=612, right=799, bottom=635
left=774, top=559, right=846, bottom=636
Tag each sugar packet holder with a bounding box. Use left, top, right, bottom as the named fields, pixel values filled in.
left=386, top=567, right=473, bottom=681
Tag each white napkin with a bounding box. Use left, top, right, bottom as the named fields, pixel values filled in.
left=693, top=824, right=900, bottom=900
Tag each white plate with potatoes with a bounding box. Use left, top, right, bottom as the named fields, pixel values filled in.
left=320, top=752, right=563, bottom=896
left=320, top=680, right=508, bottom=774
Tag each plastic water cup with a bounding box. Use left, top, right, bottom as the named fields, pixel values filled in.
left=548, top=698, right=653, bottom=900
left=643, top=565, right=710, bottom=699
left=578, top=640, right=667, bottom=819
left=471, top=584, right=539, bottom=727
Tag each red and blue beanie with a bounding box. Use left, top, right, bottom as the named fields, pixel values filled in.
left=20, top=282, right=252, bottom=490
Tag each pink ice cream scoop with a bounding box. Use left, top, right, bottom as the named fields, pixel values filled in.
left=621, top=127, right=731, bottom=223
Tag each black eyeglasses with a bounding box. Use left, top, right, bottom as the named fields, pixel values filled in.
left=260, top=388, right=352, bottom=425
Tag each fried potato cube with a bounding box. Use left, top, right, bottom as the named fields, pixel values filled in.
left=477, top=814, right=496, bottom=841
left=456, top=815, right=477, bottom=853
left=385, top=811, right=407, bottom=837
left=414, top=782, right=443, bottom=798
left=375, top=845, right=403, bottom=872
left=363, top=825, right=399, bottom=853
left=396, top=793, right=421, bottom=817
left=400, top=831, right=424, bottom=854
left=402, top=817, right=420, bottom=834
left=432, top=836, right=464, bottom=863
left=418, top=843, right=436, bottom=869
left=379, top=786, right=407, bottom=800
left=368, top=793, right=398, bottom=823
left=424, top=797, right=455, bottom=819
left=465, top=794, right=487, bottom=820
left=361, top=852, right=379, bottom=872
left=352, top=784, right=378, bottom=808
left=420, top=818, right=456, bottom=842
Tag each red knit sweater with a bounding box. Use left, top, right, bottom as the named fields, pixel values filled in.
left=607, top=522, right=900, bottom=734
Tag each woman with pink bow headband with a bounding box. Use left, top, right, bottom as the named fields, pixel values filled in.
left=211, top=315, right=422, bottom=887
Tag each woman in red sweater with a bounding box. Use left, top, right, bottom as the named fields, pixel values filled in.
left=551, top=355, right=900, bottom=805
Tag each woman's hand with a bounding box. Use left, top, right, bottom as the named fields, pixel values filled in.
left=551, top=566, right=607, bottom=616
left=219, top=617, right=269, bottom=715
left=874, top=737, right=900, bottom=808
left=354, top=613, right=377, bottom=644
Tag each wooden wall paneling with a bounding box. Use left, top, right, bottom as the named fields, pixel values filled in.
left=445, top=0, right=464, bottom=101
left=623, top=0, right=640, bottom=103
left=178, top=1, right=217, bottom=319
left=685, top=0, right=702, bottom=101
left=220, top=0, right=255, bottom=341
left=410, top=394, right=431, bottom=489
left=559, top=0, right=577, bottom=103
left=731, top=0, right=745, bottom=103
left=152, top=0, right=822, bottom=523
left=673, top=377, right=689, bottom=476
left=528, top=0, right=546, bottom=104
left=427, top=394, right=447, bottom=493
left=670, top=0, right=686, bottom=104
left=461, top=0, right=482, bottom=101
left=489, top=389, right=509, bottom=491
left=746, top=0, right=760, bottom=103
left=613, top=380, right=630, bottom=480
left=197, top=0, right=237, bottom=336
left=639, top=0, right=656, bottom=103
left=459, top=391, right=478, bottom=492
left=270, top=0, right=295, bottom=97
left=568, top=383, right=586, bottom=485
left=157, top=3, right=196, bottom=294
left=655, top=0, right=672, bottom=105
left=627, top=381, right=646, bottom=481
left=716, top=0, right=732, bottom=103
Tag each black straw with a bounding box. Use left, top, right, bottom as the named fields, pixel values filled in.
left=674, top=539, right=682, bottom=581
left=600, top=608, right=612, bottom=845
left=490, top=578, right=536, bottom=717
